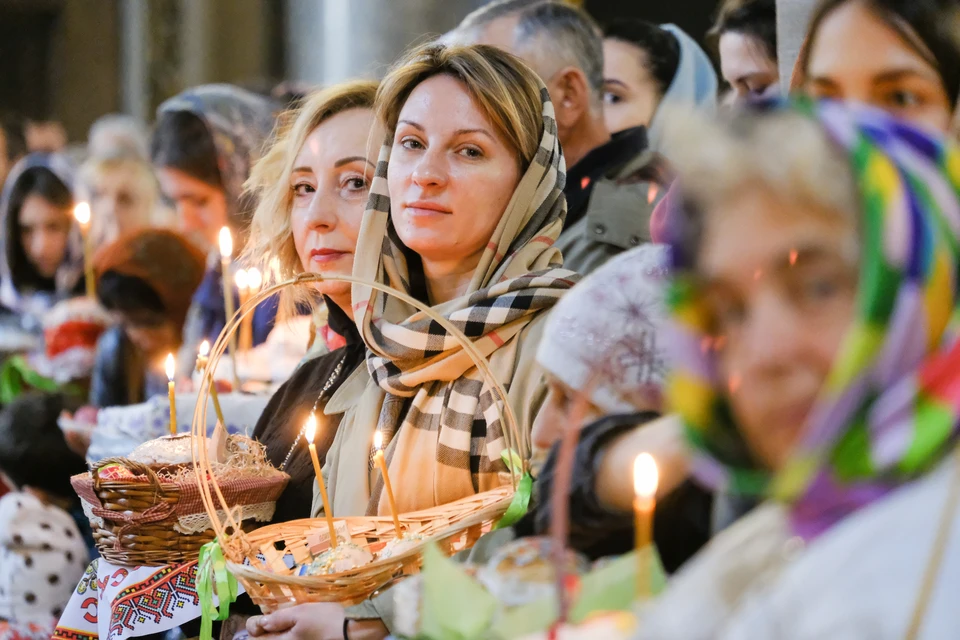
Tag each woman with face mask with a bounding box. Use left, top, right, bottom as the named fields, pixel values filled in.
left=795, top=0, right=960, bottom=135
left=0, top=154, right=83, bottom=328
left=629, top=101, right=960, bottom=637
left=602, top=21, right=717, bottom=147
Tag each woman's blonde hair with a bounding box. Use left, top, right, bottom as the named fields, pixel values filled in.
left=78, top=152, right=169, bottom=244
left=377, top=43, right=544, bottom=170
left=244, top=80, right=378, bottom=315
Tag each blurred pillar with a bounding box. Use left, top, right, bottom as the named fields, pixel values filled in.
left=120, top=0, right=149, bottom=122
left=181, top=0, right=214, bottom=86
left=288, top=0, right=487, bottom=85
left=777, top=0, right=818, bottom=91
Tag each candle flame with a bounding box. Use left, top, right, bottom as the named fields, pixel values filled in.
left=199, top=340, right=210, bottom=358
left=165, top=353, right=176, bottom=381
left=247, top=268, right=262, bottom=291
left=633, top=453, right=658, bottom=499
left=374, top=429, right=383, bottom=451
left=305, top=413, right=317, bottom=444
left=219, top=227, right=233, bottom=259
left=73, top=202, right=91, bottom=226
left=234, top=268, right=248, bottom=291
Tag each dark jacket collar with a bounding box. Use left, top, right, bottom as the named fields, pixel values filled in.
left=324, top=295, right=361, bottom=345
left=563, top=127, right=648, bottom=230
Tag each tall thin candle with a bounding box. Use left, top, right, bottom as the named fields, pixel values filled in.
left=305, top=414, right=338, bottom=548
left=73, top=202, right=95, bottom=299
left=373, top=430, right=402, bottom=535
left=165, top=354, right=177, bottom=436
left=235, top=269, right=253, bottom=352
left=195, top=340, right=226, bottom=427
left=633, top=453, right=658, bottom=599
left=218, top=227, right=241, bottom=389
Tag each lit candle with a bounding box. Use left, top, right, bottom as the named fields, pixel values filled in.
left=633, top=453, right=658, bottom=599
left=195, top=340, right=226, bottom=427
left=373, top=430, right=403, bottom=535
left=166, top=353, right=177, bottom=435
left=73, top=202, right=96, bottom=299
left=218, top=227, right=241, bottom=389
left=305, top=414, right=338, bottom=548
left=247, top=267, right=262, bottom=292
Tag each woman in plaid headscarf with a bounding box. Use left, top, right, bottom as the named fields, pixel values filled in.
left=632, top=100, right=960, bottom=638
left=316, top=43, right=579, bottom=523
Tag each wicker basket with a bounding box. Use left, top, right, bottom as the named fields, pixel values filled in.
left=192, top=273, right=529, bottom=608
left=231, top=486, right=513, bottom=609
left=71, top=456, right=288, bottom=566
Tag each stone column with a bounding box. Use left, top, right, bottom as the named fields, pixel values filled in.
left=287, top=0, right=487, bottom=85
left=777, top=0, right=818, bottom=90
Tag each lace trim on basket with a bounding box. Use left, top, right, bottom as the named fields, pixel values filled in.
left=80, top=498, right=104, bottom=529
left=173, top=501, right=277, bottom=534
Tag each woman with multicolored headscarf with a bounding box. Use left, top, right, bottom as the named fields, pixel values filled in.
left=150, top=84, right=281, bottom=372
left=629, top=101, right=960, bottom=638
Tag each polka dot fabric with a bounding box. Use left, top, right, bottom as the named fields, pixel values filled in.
left=0, top=492, right=88, bottom=625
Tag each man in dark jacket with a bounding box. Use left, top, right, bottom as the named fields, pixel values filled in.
left=451, top=0, right=668, bottom=274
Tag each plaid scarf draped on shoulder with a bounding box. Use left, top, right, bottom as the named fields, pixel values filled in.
left=351, top=85, right=578, bottom=512
left=667, top=99, right=960, bottom=540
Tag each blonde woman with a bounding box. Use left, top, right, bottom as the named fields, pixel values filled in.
left=79, top=152, right=174, bottom=247
left=245, top=80, right=381, bottom=525
left=247, top=41, right=578, bottom=640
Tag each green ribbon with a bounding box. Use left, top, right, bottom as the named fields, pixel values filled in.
left=196, top=540, right=238, bottom=640
left=495, top=449, right=533, bottom=530
left=0, top=355, right=73, bottom=405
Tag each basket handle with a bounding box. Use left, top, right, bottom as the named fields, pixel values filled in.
left=192, top=272, right=529, bottom=549
left=93, top=456, right=164, bottom=493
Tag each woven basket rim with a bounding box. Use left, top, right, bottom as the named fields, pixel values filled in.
left=191, top=273, right=530, bottom=550
left=225, top=486, right=513, bottom=587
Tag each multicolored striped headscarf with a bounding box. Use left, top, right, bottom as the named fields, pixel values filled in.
left=667, top=100, right=960, bottom=539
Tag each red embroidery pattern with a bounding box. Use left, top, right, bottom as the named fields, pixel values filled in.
left=107, top=564, right=199, bottom=639
left=51, top=626, right=97, bottom=640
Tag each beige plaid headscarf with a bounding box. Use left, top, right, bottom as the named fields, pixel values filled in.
left=351, top=84, right=578, bottom=514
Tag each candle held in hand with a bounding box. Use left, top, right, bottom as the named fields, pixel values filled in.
left=166, top=353, right=177, bottom=435
left=306, top=414, right=338, bottom=548
left=73, top=202, right=96, bottom=299
left=633, top=452, right=658, bottom=599
left=373, top=430, right=403, bottom=535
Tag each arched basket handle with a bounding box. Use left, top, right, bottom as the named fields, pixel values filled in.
left=191, top=272, right=528, bottom=551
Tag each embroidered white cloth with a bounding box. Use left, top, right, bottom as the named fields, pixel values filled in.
left=53, top=558, right=245, bottom=640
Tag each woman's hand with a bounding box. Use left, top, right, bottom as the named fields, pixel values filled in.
left=246, top=604, right=388, bottom=640
left=247, top=603, right=345, bottom=639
